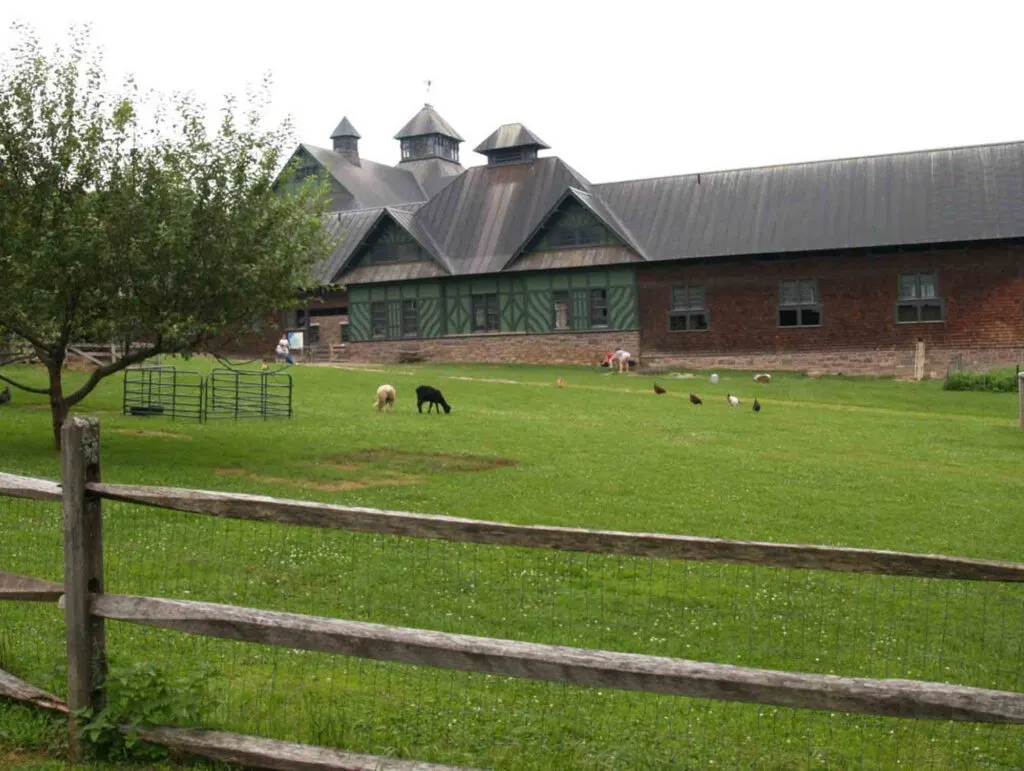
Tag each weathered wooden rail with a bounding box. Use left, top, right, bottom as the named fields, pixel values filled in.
left=1, top=417, right=1023, bottom=769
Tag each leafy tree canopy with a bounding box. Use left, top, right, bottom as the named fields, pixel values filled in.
left=0, top=24, right=336, bottom=447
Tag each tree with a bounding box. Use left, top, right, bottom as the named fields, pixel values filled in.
left=0, top=26, right=335, bottom=448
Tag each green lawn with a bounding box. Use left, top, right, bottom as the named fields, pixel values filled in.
left=1, top=360, right=1022, bottom=769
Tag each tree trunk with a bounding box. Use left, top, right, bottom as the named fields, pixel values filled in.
left=47, top=359, right=68, bottom=451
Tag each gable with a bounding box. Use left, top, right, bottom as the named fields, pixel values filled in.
left=525, top=198, right=622, bottom=253
left=354, top=218, right=429, bottom=267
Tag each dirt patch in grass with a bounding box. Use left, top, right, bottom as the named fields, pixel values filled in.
left=330, top=449, right=516, bottom=474
left=215, top=467, right=420, bottom=492
left=110, top=428, right=192, bottom=440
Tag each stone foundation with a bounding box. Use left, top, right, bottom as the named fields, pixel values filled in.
left=344, top=330, right=642, bottom=366
left=643, top=344, right=1024, bottom=379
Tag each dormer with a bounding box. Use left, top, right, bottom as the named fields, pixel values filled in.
left=475, top=124, right=550, bottom=166
left=395, top=104, right=464, bottom=164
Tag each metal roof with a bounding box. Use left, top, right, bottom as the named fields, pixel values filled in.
left=412, top=156, right=594, bottom=275
left=593, top=141, right=1024, bottom=261
left=505, top=245, right=644, bottom=272
left=330, top=117, right=360, bottom=139
left=397, top=157, right=465, bottom=198
left=394, top=104, right=464, bottom=141
left=474, top=124, right=550, bottom=154
left=301, top=144, right=427, bottom=210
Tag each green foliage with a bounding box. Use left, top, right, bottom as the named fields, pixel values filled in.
left=943, top=367, right=1020, bottom=392
left=73, top=661, right=221, bottom=762
left=0, top=24, right=336, bottom=443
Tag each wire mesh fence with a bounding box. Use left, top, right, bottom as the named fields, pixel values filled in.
left=0, top=495, right=67, bottom=698
left=89, top=498, right=1024, bottom=770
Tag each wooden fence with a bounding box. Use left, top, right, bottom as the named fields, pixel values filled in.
left=1, top=417, right=1023, bottom=769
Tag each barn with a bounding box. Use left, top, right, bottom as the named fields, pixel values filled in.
left=280, top=104, right=1024, bottom=377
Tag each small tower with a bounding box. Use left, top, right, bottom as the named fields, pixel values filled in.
left=331, top=117, right=361, bottom=165
left=475, top=123, right=550, bottom=166
left=394, top=104, right=464, bottom=164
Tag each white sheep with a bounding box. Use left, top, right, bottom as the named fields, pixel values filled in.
left=375, top=384, right=396, bottom=411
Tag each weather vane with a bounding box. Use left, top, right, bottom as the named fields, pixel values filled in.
left=424, top=79, right=432, bottom=103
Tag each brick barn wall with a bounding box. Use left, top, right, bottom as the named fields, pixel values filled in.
left=344, top=330, right=641, bottom=365
left=637, top=241, right=1024, bottom=377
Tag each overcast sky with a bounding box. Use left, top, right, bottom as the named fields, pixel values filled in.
left=4, top=1, right=1023, bottom=184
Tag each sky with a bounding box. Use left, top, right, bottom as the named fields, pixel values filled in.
left=3, top=0, right=1024, bottom=184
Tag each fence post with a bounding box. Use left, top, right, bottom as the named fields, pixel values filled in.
left=62, top=416, right=107, bottom=761
left=1019, top=372, right=1023, bottom=431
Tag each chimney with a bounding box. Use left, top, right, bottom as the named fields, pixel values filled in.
left=330, top=117, right=361, bottom=166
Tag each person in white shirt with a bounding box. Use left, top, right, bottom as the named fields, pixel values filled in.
left=275, top=334, right=293, bottom=365
left=611, top=348, right=631, bottom=373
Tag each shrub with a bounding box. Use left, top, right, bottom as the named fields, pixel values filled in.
left=943, top=368, right=1020, bottom=392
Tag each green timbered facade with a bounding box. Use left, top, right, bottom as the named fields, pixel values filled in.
left=347, top=267, right=638, bottom=341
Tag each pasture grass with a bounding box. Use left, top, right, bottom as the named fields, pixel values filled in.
left=1, top=359, right=1022, bottom=769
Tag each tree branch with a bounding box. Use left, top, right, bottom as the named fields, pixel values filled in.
left=0, top=353, right=36, bottom=367
left=0, top=371, right=52, bottom=395
left=63, top=341, right=165, bottom=408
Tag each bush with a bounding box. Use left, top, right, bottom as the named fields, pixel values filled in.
left=943, top=368, right=1020, bottom=392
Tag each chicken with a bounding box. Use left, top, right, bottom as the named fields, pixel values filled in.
left=727, top=394, right=740, bottom=407
left=556, top=377, right=565, bottom=388
left=653, top=384, right=666, bottom=394
left=0, top=386, right=9, bottom=405
left=753, top=397, right=761, bottom=413
left=689, top=393, right=702, bottom=405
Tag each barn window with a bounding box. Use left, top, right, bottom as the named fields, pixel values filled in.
left=589, top=288, right=609, bottom=327
left=778, top=279, right=822, bottom=327
left=471, top=294, right=500, bottom=332
left=371, top=302, right=388, bottom=338
left=896, top=273, right=944, bottom=323
left=402, top=299, right=419, bottom=337
left=307, top=324, right=321, bottom=344
left=552, top=291, right=571, bottom=330
left=537, top=201, right=615, bottom=250
left=339, top=321, right=350, bottom=343
left=669, top=286, right=709, bottom=332
left=366, top=223, right=424, bottom=263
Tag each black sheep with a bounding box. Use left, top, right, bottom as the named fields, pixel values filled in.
left=416, top=385, right=451, bottom=414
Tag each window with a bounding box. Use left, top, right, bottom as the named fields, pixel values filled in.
left=402, top=299, right=419, bottom=337
left=367, top=224, right=424, bottom=263
left=552, top=291, right=571, bottom=331
left=490, top=148, right=524, bottom=165
left=371, top=302, right=388, bottom=338
left=778, top=279, right=822, bottom=327
left=896, top=273, right=944, bottom=323
left=590, top=288, right=609, bottom=327
left=339, top=321, right=350, bottom=343
left=471, top=294, right=500, bottom=332
left=669, top=286, right=709, bottom=332
left=307, top=324, right=321, bottom=344
left=536, top=201, right=615, bottom=250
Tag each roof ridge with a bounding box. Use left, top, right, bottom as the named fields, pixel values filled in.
left=594, top=138, right=1024, bottom=187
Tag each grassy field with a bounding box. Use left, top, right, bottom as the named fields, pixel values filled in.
left=1, top=359, right=1022, bottom=769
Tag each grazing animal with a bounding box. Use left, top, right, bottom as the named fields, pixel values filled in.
left=653, top=383, right=666, bottom=395
left=0, top=386, right=10, bottom=405
left=754, top=373, right=772, bottom=384
left=753, top=398, right=761, bottom=413
left=416, top=385, right=451, bottom=414
left=374, top=384, right=396, bottom=411
left=689, top=393, right=702, bottom=406
left=556, top=377, right=565, bottom=388
left=727, top=394, right=740, bottom=407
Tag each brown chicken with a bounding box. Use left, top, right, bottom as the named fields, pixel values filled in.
left=689, top=393, right=702, bottom=405
left=653, top=384, right=666, bottom=394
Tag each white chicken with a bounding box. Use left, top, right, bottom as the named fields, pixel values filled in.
left=727, top=394, right=740, bottom=407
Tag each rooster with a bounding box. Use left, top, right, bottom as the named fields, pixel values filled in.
left=653, top=383, right=666, bottom=395
left=0, top=386, right=9, bottom=405
left=556, top=377, right=565, bottom=388
left=727, top=394, right=740, bottom=407
left=753, top=398, right=761, bottom=413
left=689, top=393, right=702, bottom=405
